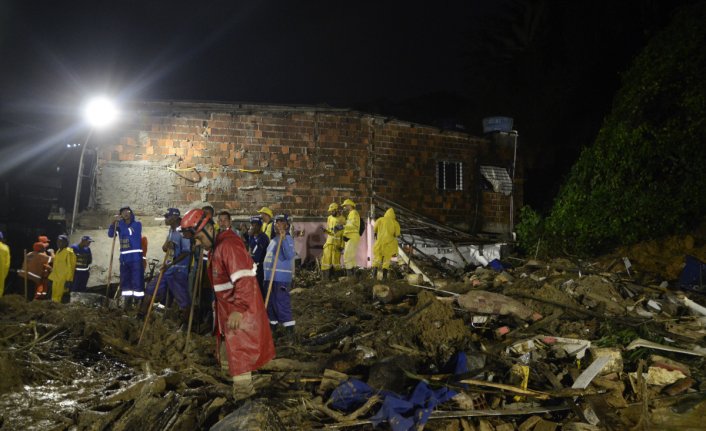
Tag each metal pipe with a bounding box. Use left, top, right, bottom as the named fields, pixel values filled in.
left=510, top=130, right=518, bottom=237
left=70, top=129, right=93, bottom=235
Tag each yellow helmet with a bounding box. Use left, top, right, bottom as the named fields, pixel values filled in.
left=257, top=207, right=274, bottom=218
left=327, top=203, right=339, bottom=212
left=342, top=198, right=356, bottom=208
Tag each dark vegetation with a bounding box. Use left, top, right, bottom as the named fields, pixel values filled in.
left=518, top=1, right=706, bottom=256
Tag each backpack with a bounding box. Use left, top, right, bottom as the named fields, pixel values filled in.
left=359, top=216, right=366, bottom=236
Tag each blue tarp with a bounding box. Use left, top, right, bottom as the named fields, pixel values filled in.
left=488, top=259, right=507, bottom=272
left=328, top=352, right=468, bottom=431
left=679, top=255, right=706, bottom=292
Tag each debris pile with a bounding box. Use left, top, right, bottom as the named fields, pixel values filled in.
left=1, top=238, right=706, bottom=430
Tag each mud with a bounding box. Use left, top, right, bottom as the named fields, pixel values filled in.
left=602, top=225, right=706, bottom=281
left=1, top=241, right=705, bottom=430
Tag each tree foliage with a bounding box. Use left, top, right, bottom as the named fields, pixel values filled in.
left=518, top=2, right=706, bottom=255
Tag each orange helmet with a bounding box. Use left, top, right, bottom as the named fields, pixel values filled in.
left=180, top=209, right=212, bottom=236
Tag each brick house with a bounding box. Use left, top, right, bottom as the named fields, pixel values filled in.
left=82, top=100, right=521, bottom=267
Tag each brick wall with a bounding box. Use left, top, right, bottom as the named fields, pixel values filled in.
left=371, top=121, right=486, bottom=229
left=93, top=101, right=518, bottom=233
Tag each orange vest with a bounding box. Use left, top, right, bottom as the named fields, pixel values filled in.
left=18, top=252, right=51, bottom=283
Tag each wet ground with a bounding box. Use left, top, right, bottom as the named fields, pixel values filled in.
left=1, top=230, right=706, bottom=430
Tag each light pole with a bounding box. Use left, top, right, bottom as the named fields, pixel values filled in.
left=70, top=97, right=117, bottom=235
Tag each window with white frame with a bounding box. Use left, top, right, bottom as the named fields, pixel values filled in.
left=436, top=161, right=463, bottom=191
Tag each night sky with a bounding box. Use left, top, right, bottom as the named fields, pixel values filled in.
left=0, top=0, right=697, bottom=209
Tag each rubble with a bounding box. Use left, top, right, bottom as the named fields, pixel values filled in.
left=2, top=232, right=706, bottom=430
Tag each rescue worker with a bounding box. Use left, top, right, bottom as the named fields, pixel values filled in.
left=263, top=214, right=297, bottom=341
left=248, top=216, right=269, bottom=298
left=70, top=235, right=94, bottom=292
left=38, top=235, right=51, bottom=252
left=0, top=231, right=9, bottom=297
left=218, top=210, right=234, bottom=234
left=108, top=206, right=145, bottom=307
left=140, top=208, right=192, bottom=330
left=238, top=222, right=251, bottom=250
left=180, top=208, right=274, bottom=400
left=341, top=198, right=361, bottom=277
left=18, top=242, right=51, bottom=300
left=257, top=207, right=274, bottom=239
left=372, top=208, right=401, bottom=281
left=320, top=202, right=345, bottom=281
left=48, top=234, right=76, bottom=303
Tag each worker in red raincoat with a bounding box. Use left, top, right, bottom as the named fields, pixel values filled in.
left=180, top=208, right=275, bottom=400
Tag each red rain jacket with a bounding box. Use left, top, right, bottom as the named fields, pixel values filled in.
left=209, top=229, right=275, bottom=376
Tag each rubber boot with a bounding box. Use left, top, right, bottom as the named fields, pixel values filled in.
left=371, top=268, right=378, bottom=280
left=346, top=269, right=354, bottom=278
left=382, top=269, right=389, bottom=281
left=177, top=308, right=190, bottom=332
left=219, top=341, right=230, bottom=374
left=137, top=298, right=149, bottom=321
left=285, top=326, right=299, bottom=344
left=322, top=269, right=330, bottom=281
left=232, top=372, right=255, bottom=401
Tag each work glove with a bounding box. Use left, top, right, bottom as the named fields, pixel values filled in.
left=227, top=311, right=243, bottom=330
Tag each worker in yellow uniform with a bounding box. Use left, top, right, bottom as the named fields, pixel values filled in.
left=0, top=231, right=9, bottom=297
left=341, top=199, right=361, bottom=278
left=320, top=203, right=346, bottom=280
left=372, top=208, right=400, bottom=281
left=257, top=207, right=274, bottom=239
left=48, top=235, right=76, bottom=303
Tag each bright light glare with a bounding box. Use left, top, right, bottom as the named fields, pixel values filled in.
left=84, top=97, right=117, bottom=128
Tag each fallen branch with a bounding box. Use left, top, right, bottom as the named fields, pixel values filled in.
left=19, top=327, right=65, bottom=351
left=260, top=358, right=323, bottom=373
left=320, top=405, right=572, bottom=429
left=306, top=394, right=381, bottom=422
left=513, top=292, right=643, bottom=325
left=389, top=342, right=426, bottom=356
left=397, top=246, right=434, bottom=286
left=459, top=379, right=551, bottom=400
left=98, top=332, right=147, bottom=358
left=182, top=385, right=232, bottom=398
left=303, top=324, right=356, bottom=346
left=372, top=283, right=421, bottom=303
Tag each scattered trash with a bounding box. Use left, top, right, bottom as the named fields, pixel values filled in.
left=2, top=229, right=706, bottom=430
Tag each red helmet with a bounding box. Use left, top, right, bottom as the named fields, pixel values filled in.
left=180, top=209, right=212, bottom=235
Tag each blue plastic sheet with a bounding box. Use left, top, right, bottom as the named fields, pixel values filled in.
left=488, top=259, right=506, bottom=272
left=328, top=352, right=470, bottom=430
left=679, top=255, right=706, bottom=292
left=369, top=381, right=457, bottom=431
left=329, top=379, right=377, bottom=411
